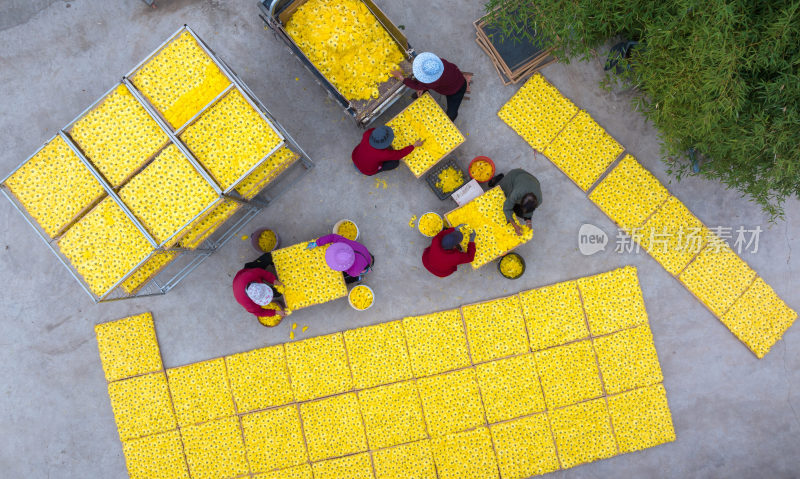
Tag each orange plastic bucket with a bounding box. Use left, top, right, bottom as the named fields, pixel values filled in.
left=468, top=156, right=495, bottom=183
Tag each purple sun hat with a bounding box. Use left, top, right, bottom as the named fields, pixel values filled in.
left=325, top=243, right=355, bottom=271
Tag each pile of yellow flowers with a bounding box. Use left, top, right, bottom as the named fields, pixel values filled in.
left=417, top=212, right=442, bottom=237
left=100, top=267, right=676, bottom=479
left=119, top=144, right=218, bottom=245
left=336, top=220, right=358, bottom=240
left=435, top=165, right=465, bottom=193
left=131, top=30, right=230, bottom=129
left=348, top=285, right=373, bottom=310
left=498, top=72, right=579, bottom=151
left=59, top=197, right=152, bottom=297
left=257, top=229, right=277, bottom=252
left=285, top=0, right=405, bottom=100
left=70, top=84, right=168, bottom=187
left=4, top=136, right=106, bottom=238
left=257, top=301, right=287, bottom=327
left=180, top=88, right=283, bottom=190
left=446, top=187, right=532, bottom=268
left=272, top=241, right=348, bottom=310
left=468, top=158, right=493, bottom=182
left=387, top=93, right=465, bottom=177
left=589, top=154, right=669, bottom=232
left=499, top=253, right=524, bottom=278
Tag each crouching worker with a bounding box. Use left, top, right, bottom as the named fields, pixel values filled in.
left=490, top=168, right=542, bottom=236
left=352, top=125, right=424, bottom=176
left=232, top=260, right=287, bottom=327
left=422, top=225, right=476, bottom=277
left=308, top=234, right=374, bottom=284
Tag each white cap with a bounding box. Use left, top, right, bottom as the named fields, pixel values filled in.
left=245, top=283, right=273, bottom=306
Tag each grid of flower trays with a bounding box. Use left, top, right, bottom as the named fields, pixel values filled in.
left=499, top=73, right=796, bottom=359
left=1, top=27, right=301, bottom=301
left=385, top=93, right=466, bottom=178
left=96, top=266, right=676, bottom=479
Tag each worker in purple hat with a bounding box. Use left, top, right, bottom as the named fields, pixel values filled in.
left=391, top=52, right=473, bottom=121
left=307, top=234, right=374, bottom=283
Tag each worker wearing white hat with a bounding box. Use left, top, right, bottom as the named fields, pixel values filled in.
left=232, top=262, right=286, bottom=326
left=392, top=52, right=472, bottom=120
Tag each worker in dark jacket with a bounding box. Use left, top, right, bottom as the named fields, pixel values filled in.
left=232, top=266, right=285, bottom=325
left=392, top=52, right=472, bottom=121
left=490, top=169, right=543, bottom=236
left=422, top=226, right=476, bottom=277
left=352, top=125, right=423, bottom=175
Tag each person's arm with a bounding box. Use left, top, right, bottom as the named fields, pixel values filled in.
left=389, top=144, right=415, bottom=160
left=249, top=268, right=276, bottom=285
left=502, top=196, right=516, bottom=224
left=458, top=241, right=476, bottom=264
left=402, top=77, right=430, bottom=91
left=315, top=234, right=340, bottom=247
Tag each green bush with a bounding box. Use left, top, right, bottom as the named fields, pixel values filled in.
left=486, top=0, right=800, bottom=221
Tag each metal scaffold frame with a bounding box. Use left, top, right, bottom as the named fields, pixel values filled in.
left=0, top=25, right=314, bottom=303
left=257, top=0, right=416, bottom=128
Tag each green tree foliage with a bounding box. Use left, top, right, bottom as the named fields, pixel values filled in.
left=486, top=0, right=800, bottom=220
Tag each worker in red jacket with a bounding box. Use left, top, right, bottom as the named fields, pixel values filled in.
left=232, top=265, right=286, bottom=326
left=352, top=125, right=423, bottom=175
left=422, top=225, right=476, bottom=277
left=392, top=52, right=472, bottom=121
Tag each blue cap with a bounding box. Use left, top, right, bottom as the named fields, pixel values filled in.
left=369, top=125, right=394, bottom=149
left=440, top=230, right=463, bottom=249
left=412, top=52, right=444, bottom=84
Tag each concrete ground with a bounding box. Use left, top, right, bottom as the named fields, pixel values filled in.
left=1, top=0, right=798, bottom=477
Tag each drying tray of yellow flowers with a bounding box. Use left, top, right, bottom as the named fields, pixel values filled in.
left=272, top=240, right=348, bottom=310
left=386, top=93, right=466, bottom=178
left=265, top=0, right=414, bottom=126
left=445, top=187, right=533, bottom=269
